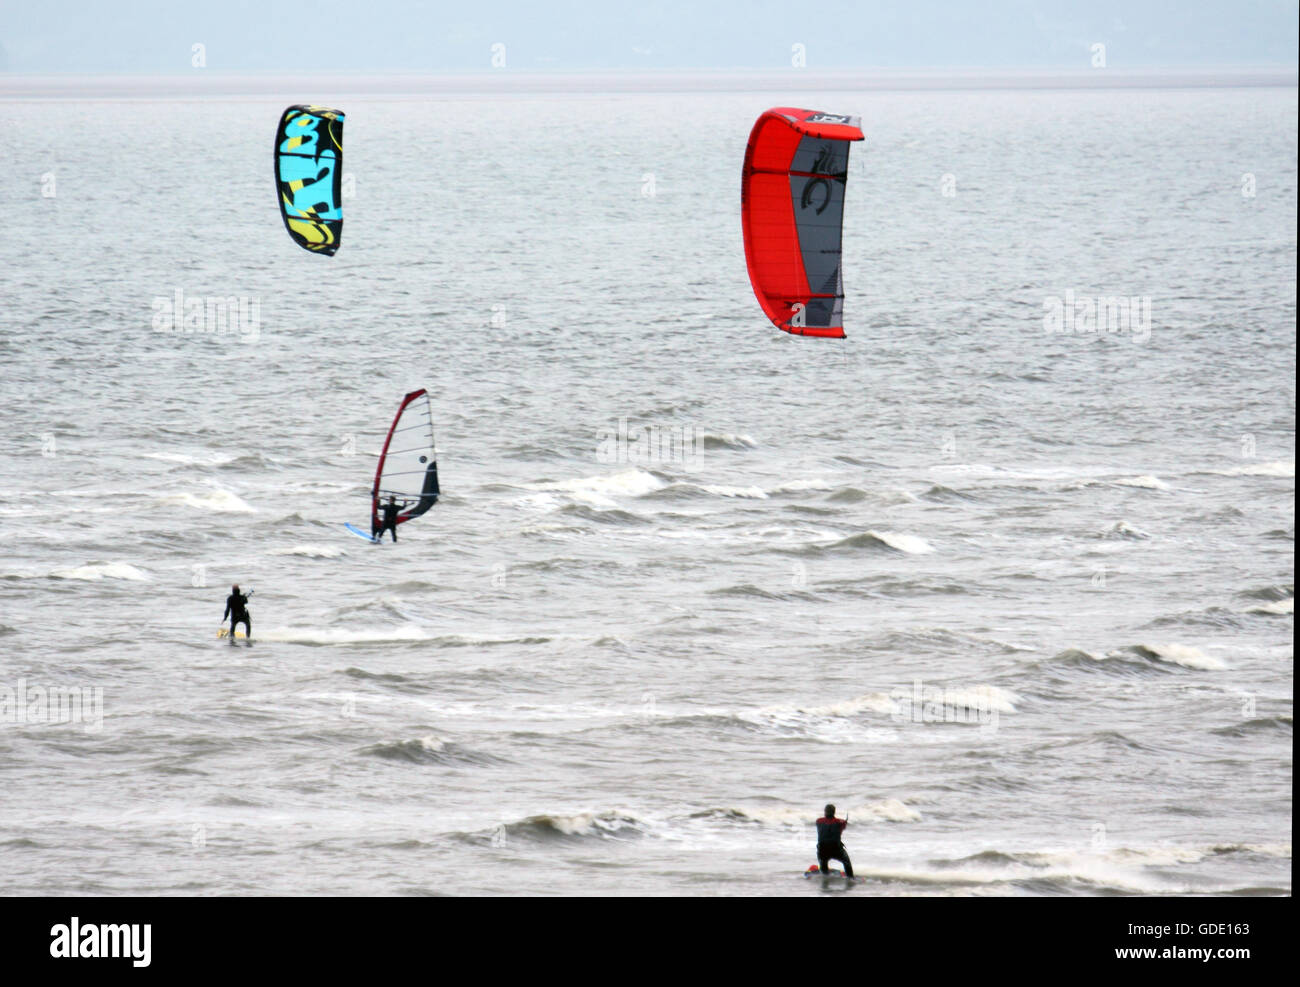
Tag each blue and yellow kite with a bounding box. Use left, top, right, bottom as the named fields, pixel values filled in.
left=274, top=105, right=345, bottom=255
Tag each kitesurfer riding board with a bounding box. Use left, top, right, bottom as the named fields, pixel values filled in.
left=814, top=803, right=853, bottom=877
left=222, top=585, right=253, bottom=644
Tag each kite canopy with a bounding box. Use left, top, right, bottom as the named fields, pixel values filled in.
left=274, top=105, right=345, bottom=255
left=741, top=108, right=865, bottom=338
left=371, top=389, right=440, bottom=533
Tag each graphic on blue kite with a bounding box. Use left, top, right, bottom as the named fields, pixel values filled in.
left=274, top=105, right=345, bottom=255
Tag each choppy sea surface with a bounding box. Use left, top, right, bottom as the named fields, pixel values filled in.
left=0, top=80, right=1294, bottom=896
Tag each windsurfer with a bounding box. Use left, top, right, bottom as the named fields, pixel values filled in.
left=376, top=495, right=406, bottom=543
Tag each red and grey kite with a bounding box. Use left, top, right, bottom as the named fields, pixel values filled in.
left=742, top=108, right=865, bottom=338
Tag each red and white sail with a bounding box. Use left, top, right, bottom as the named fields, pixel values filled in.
left=371, top=389, right=440, bottom=532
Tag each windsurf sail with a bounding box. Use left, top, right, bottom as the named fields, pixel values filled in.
left=741, top=108, right=865, bottom=338
left=371, top=389, right=440, bottom=534
left=274, top=105, right=345, bottom=255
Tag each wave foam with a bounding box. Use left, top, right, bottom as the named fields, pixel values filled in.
left=526, top=469, right=664, bottom=508
left=159, top=489, right=255, bottom=513
left=261, top=624, right=433, bottom=646
left=1106, top=520, right=1151, bottom=540
left=142, top=451, right=237, bottom=467
left=1114, top=475, right=1169, bottom=490
left=772, top=478, right=834, bottom=493
left=699, top=432, right=757, bottom=450
left=1126, top=643, right=1227, bottom=671
left=49, top=561, right=150, bottom=581
left=829, top=530, right=934, bottom=554
left=493, top=811, right=646, bottom=842
left=269, top=544, right=346, bottom=559
left=1212, top=460, right=1294, bottom=478
left=1247, top=597, right=1293, bottom=616
left=694, top=483, right=768, bottom=499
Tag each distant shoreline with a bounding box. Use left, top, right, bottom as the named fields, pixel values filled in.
left=1, top=68, right=1296, bottom=99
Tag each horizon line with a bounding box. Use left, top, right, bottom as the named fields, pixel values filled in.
left=1, top=67, right=1296, bottom=100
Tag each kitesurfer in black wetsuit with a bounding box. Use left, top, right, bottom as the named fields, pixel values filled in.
left=224, top=584, right=251, bottom=642
left=815, top=803, right=853, bottom=877
left=377, top=495, right=406, bottom=543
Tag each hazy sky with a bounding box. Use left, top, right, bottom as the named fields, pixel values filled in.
left=1, top=0, right=1296, bottom=73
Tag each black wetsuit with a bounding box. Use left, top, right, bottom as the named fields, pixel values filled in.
left=378, top=501, right=403, bottom=543
left=816, top=816, right=853, bottom=876
left=224, top=592, right=251, bottom=640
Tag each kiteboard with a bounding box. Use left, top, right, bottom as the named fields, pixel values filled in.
left=217, top=629, right=250, bottom=640
left=804, top=864, right=855, bottom=880
left=344, top=522, right=379, bottom=543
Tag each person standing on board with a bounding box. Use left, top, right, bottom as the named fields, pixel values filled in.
left=223, top=584, right=251, bottom=643
left=816, top=803, right=853, bottom=877
left=375, top=495, right=406, bottom=543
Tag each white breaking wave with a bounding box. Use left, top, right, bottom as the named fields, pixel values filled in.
left=159, top=489, right=255, bottom=513
left=861, top=798, right=924, bottom=823
left=936, top=684, right=1020, bottom=715
left=523, top=811, right=644, bottom=837
left=700, top=432, right=757, bottom=449
left=431, top=633, right=551, bottom=646
left=261, top=624, right=433, bottom=645
left=1212, top=460, right=1294, bottom=478
left=928, top=463, right=1009, bottom=478
left=545, top=812, right=610, bottom=835
left=410, top=735, right=449, bottom=754
left=887, top=848, right=1192, bottom=894
left=526, top=469, right=664, bottom=508
left=1247, top=597, right=1293, bottom=615
left=514, top=493, right=565, bottom=513
left=269, top=544, right=346, bottom=559
left=1114, top=475, right=1169, bottom=490
left=1061, top=648, right=1107, bottom=662
left=49, top=561, right=151, bottom=582
left=694, top=483, right=768, bottom=499
left=1227, top=842, right=1292, bottom=858
left=771, top=478, right=834, bottom=493
left=1129, top=643, right=1227, bottom=671
left=867, top=530, right=934, bottom=554
left=1108, top=520, right=1152, bottom=539
left=142, top=451, right=237, bottom=467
